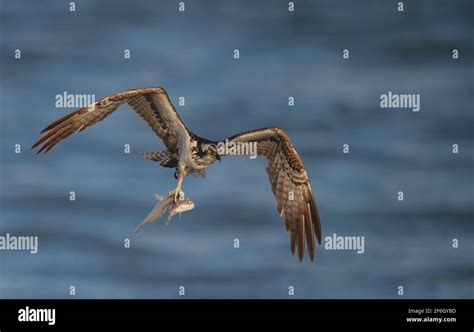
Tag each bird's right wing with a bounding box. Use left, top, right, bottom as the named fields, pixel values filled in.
left=224, top=127, right=321, bottom=262
left=32, top=87, right=188, bottom=154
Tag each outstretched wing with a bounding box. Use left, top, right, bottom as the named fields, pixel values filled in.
left=225, top=127, right=321, bottom=262
left=32, top=87, right=188, bottom=154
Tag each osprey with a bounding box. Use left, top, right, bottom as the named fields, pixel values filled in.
left=32, top=87, right=321, bottom=261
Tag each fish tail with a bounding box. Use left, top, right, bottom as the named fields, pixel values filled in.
left=135, top=196, right=173, bottom=233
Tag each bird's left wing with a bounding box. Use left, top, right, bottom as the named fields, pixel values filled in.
left=32, top=87, right=188, bottom=154
left=223, top=127, right=321, bottom=262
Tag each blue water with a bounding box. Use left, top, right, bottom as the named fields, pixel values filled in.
left=0, top=0, right=473, bottom=298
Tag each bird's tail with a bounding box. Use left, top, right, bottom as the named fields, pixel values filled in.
left=141, top=150, right=178, bottom=168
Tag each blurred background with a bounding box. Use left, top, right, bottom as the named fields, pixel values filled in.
left=0, top=0, right=472, bottom=298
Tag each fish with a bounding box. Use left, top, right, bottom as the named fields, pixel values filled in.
left=134, top=192, right=195, bottom=234
left=167, top=198, right=195, bottom=223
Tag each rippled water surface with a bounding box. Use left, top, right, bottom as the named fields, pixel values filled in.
left=0, top=0, right=473, bottom=298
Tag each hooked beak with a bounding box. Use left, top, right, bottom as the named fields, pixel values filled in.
left=216, top=154, right=221, bottom=162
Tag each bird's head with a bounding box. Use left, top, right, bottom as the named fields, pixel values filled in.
left=198, top=143, right=221, bottom=166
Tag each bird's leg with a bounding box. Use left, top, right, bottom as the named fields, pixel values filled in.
left=173, top=165, right=186, bottom=202
left=174, top=174, right=183, bottom=202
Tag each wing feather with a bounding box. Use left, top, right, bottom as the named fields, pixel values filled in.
left=225, top=127, right=321, bottom=262
left=32, top=87, right=188, bottom=154
left=304, top=203, right=315, bottom=261
left=296, top=214, right=305, bottom=261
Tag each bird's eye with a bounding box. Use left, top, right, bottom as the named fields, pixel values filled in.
left=207, top=148, right=213, bottom=154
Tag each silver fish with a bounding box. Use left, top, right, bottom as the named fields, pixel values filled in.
left=167, top=198, right=195, bottom=224
left=134, top=193, right=195, bottom=234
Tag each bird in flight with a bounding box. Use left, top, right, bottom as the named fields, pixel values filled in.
left=32, top=87, right=321, bottom=261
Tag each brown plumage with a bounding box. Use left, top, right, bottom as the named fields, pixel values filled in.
left=32, top=87, right=322, bottom=262
left=32, top=87, right=187, bottom=154
left=227, top=128, right=322, bottom=261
